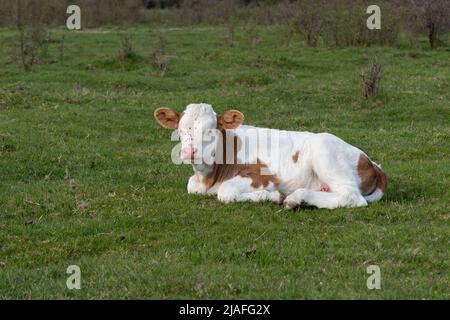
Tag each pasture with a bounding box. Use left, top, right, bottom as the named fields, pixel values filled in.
left=0, top=26, right=449, bottom=299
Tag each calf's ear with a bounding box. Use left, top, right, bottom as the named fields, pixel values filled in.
left=154, top=107, right=182, bottom=129
left=217, top=109, right=244, bottom=130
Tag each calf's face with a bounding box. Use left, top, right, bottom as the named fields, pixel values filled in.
left=154, top=104, right=244, bottom=163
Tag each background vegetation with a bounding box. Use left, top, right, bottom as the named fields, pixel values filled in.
left=1, top=0, right=449, bottom=49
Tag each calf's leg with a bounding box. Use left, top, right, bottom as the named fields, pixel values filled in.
left=283, top=188, right=367, bottom=210
left=217, top=176, right=281, bottom=203
left=187, top=174, right=207, bottom=194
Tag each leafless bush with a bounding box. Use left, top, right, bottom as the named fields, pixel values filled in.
left=276, top=0, right=326, bottom=47
left=407, top=0, right=450, bottom=49
left=1, top=0, right=68, bottom=28
left=296, top=0, right=326, bottom=47
left=275, top=1, right=299, bottom=43
left=154, top=55, right=171, bottom=77
left=142, top=0, right=182, bottom=9
left=15, top=25, right=49, bottom=70
left=1, top=0, right=447, bottom=50
left=0, top=0, right=16, bottom=27
left=0, top=0, right=144, bottom=28
left=360, top=60, right=382, bottom=100
left=77, top=0, right=143, bottom=27
left=178, top=0, right=207, bottom=25
left=174, top=0, right=237, bottom=26
left=119, top=36, right=135, bottom=60
left=151, top=36, right=171, bottom=76
left=16, top=30, right=33, bottom=71
left=59, top=35, right=65, bottom=64
left=245, top=21, right=260, bottom=46
left=275, top=0, right=401, bottom=47
left=224, top=20, right=237, bottom=47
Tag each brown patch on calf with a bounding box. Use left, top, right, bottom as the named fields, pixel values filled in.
left=292, top=151, right=300, bottom=163
left=239, top=159, right=281, bottom=188
left=357, top=154, right=388, bottom=195
left=202, top=130, right=280, bottom=190
left=203, top=159, right=280, bottom=191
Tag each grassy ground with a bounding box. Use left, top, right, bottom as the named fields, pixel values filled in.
left=0, top=25, right=449, bottom=299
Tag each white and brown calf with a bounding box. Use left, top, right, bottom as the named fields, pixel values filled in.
left=154, top=103, right=387, bottom=210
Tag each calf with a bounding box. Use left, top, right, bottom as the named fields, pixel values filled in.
left=154, top=103, right=387, bottom=209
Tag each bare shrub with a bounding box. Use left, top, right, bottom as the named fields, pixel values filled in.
left=296, top=0, right=326, bottom=47
left=245, top=21, right=260, bottom=46
left=275, top=1, right=301, bottom=44
left=142, top=0, right=182, bottom=9
left=7, top=0, right=66, bottom=28
left=360, top=60, right=382, bottom=100
left=214, top=0, right=237, bottom=24
left=77, top=0, right=143, bottom=27
left=276, top=0, right=326, bottom=47
left=224, top=20, right=237, bottom=47
left=172, top=0, right=241, bottom=26
left=151, top=36, right=171, bottom=77
left=16, top=29, right=35, bottom=71
left=15, top=25, right=49, bottom=70
left=30, top=24, right=49, bottom=53
left=59, top=35, right=65, bottom=64
left=153, top=55, right=170, bottom=77
left=408, top=0, right=450, bottom=49
left=119, top=36, right=135, bottom=60
left=1, top=0, right=143, bottom=28
left=321, top=1, right=400, bottom=47
left=0, top=0, right=16, bottom=27
left=1, top=0, right=445, bottom=51
left=178, top=0, right=207, bottom=25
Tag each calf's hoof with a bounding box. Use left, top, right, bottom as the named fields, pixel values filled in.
left=282, top=199, right=298, bottom=210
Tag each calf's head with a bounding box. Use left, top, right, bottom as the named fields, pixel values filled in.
left=154, top=103, right=244, bottom=163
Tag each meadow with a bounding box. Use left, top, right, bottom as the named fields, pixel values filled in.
left=0, top=25, right=449, bottom=299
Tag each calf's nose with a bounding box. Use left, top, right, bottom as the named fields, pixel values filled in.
left=181, top=147, right=198, bottom=159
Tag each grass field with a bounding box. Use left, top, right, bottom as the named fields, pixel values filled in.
left=0, top=25, right=449, bottom=299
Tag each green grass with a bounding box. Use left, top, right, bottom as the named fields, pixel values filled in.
left=0, top=25, right=449, bottom=299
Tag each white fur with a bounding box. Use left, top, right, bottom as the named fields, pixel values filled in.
left=217, top=176, right=281, bottom=203
left=187, top=174, right=206, bottom=194
left=176, top=104, right=384, bottom=209
left=363, top=188, right=384, bottom=203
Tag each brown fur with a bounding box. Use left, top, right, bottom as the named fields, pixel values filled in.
left=357, top=154, right=387, bottom=195
left=154, top=107, right=182, bottom=129
left=203, top=160, right=281, bottom=191
left=155, top=107, right=240, bottom=130
left=239, top=160, right=281, bottom=188
left=292, top=151, right=300, bottom=163
left=202, top=129, right=280, bottom=190
left=216, top=110, right=244, bottom=130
